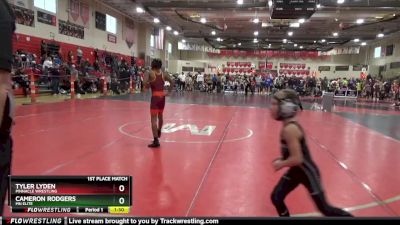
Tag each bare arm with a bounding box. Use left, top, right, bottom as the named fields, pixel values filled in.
left=142, top=71, right=151, bottom=92
left=0, top=70, right=11, bottom=126
left=273, top=124, right=304, bottom=171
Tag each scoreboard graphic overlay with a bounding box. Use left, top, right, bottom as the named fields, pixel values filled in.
left=8, top=176, right=132, bottom=214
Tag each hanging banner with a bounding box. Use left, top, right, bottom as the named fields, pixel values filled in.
left=11, top=4, right=34, bottom=27
left=59, top=20, right=84, bottom=39
left=12, top=0, right=30, bottom=8
left=178, top=42, right=220, bottom=53
left=80, top=2, right=90, bottom=27
left=320, top=47, right=360, bottom=56
left=108, top=34, right=117, bottom=43
left=353, top=64, right=368, bottom=71
left=37, top=11, right=56, bottom=26
left=209, top=50, right=319, bottom=58
left=258, top=62, right=273, bottom=70
left=280, top=63, right=306, bottom=69
left=69, top=0, right=80, bottom=22
left=125, top=18, right=135, bottom=49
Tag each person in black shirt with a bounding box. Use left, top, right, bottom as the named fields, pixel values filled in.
left=0, top=0, right=15, bottom=216
left=270, top=89, right=353, bottom=217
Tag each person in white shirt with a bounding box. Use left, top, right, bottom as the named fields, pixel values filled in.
left=42, top=57, right=53, bottom=70
left=196, top=73, right=204, bottom=90
left=178, top=73, right=186, bottom=92
left=221, top=75, right=227, bottom=91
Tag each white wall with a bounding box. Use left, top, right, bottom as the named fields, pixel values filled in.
left=12, top=0, right=138, bottom=56
left=169, top=60, right=206, bottom=74
left=135, top=23, right=180, bottom=71
left=363, top=32, right=400, bottom=78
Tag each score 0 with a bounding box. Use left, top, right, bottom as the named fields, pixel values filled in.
left=118, top=184, right=125, bottom=193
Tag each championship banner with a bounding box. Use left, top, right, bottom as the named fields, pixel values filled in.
left=258, top=61, right=273, bottom=70
left=108, top=34, right=117, bottom=44
left=279, top=69, right=310, bottom=76
left=37, top=11, right=56, bottom=26
left=59, top=20, right=84, bottom=39
left=178, top=42, right=220, bottom=53
left=95, top=11, right=106, bottom=31
left=11, top=4, right=34, bottom=27
left=209, top=50, right=319, bottom=58
left=69, top=0, right=80, bottom=22
left=320, top=47, right=360, bottom=56
left=80, top=2, right=90, bottom=27
left=226, top=62, right=252, bottom=68
left=11, top=0, right=30, bottom=9
left=279, top=63, right=306, bottom=69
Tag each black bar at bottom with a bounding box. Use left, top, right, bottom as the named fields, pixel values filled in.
left=1, top=217, right=64, bottom=224
left=1, top=217, right=399, bottom=225
left=11, top=207, right=78, bottom=213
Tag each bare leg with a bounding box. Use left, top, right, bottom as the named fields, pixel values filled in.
left=148, top=114, right=160, bottom=148
left=157, top=113, right=163, bottom=138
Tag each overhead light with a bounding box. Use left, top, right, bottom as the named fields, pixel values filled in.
left=394, top=14, right=396, bottom=17
left=237, top=0, right=243, bottom=5
left=333, top=32, right=338, bottom=37
left=375, top=16, right=383, bottom=19
left=283, top=39, right=287, bottom=43
left=317, top=4, right=321, bottom=8
left=290, top=23, right=300, bottom=28
left=211, top=30, right=216, bottom=35
left=254, top=31, right=259, bottom=36
left=238, top=43, right=241, bottom=46
left=288, top=31, right=293, bottom=36
left=337, top=0, right=345, bottom=4
left=356, top=19, right=364, bottom=24
left=321, top=39, right=326, bottom=43
left=268, top=0, right=273, bottom=7
left=173, top=31, right=179, bottom=36
left=335, top=18, right=339, bottom=22
left=298, top=19, right=305, bottom=24
left=268, top=43, right=271, bottom=46
left=200, top=18, right=207, bottom=24
left=300, top=46, right=303, bottom=49
left=136, top=7, right=144, bottom=13
left=377, top=33, right=384, bottom=38
left=182, top=39, right=186, bottom=43
left=253, top=18, right=259, bottom=23
left=220, top=39, right=224, bottom=41
left=313, top=40, right=317, bottom=43
left=153, top=18, right=160, bottom=23
left=354, top=38, right=360, bottom=42
left=166, top=26, right=172, bottom=31
left=294, top=44, right=298, bottom=47
left=253, top=38, right=258, bottom=43
left=361, top=42, right=367, bottom=46
left=233, top=44, right=236, bottom=47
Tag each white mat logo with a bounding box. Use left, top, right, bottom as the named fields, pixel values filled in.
left=162, top=123, right=216, bottom=136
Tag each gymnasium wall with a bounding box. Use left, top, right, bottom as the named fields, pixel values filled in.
left=178, top=50, right=368, bottom=79
left=11, top=0, right=139, bottom=57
